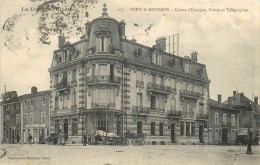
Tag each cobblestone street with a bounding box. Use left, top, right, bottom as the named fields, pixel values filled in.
left=0, top=144, right=259, bottom=165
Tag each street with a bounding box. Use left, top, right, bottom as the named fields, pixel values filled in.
left=0, top=144, right=259, bottom=165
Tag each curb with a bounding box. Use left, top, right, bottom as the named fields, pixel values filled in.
left=0, top=149, right=5, bottom=158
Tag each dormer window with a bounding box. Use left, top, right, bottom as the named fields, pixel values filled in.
left=94, top=27, right=111, bottom=53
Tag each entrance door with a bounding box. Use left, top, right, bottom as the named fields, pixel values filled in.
left=171, top=123, right=175, bottom=143
left=11, top=129, right=15, bottom=144
left=137, top=122, right=142, bottom=134
left=116, top=121, right=122, bottom=136
left=64, top=119, right=68, bottom=140
left=199, top=125, right=203, bottom=143
left=222, top=128, right=228, bottom=144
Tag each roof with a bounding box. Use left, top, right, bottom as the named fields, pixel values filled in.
left=209, top=99, right=239, bottom=112
left=20, top=90, right=51, bottom=99
left=223, top=92, right=252, bottom=107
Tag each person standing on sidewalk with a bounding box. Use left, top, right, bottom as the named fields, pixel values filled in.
left=246, top=128, right=253, bottom=154
left=83, top=134, right=88, bottom=146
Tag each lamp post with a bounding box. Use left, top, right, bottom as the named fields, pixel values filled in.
left=246, top=102, right=253, bottom=154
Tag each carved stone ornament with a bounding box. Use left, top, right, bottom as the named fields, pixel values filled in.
left=135, top=48, right=143, bottom=60
left=169, top=58, right=176, bottom=68
left=115, top=63, right=122, bottom=73
left=87, top=46, right=96, bottom=55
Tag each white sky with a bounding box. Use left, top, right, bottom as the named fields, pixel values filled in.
left=0, top=0, right=259, bottom=102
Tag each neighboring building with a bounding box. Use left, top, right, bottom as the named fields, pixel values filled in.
left=209, top=95, right=239, bottom=144
left=49, top=4, right=210, bottom=144
left=0, top=91, right=21, bottom=144
left=223, top=91, right=260, bottom=143
left=20, top=87, right=50, bottom=144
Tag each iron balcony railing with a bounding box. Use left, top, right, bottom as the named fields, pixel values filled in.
left=167, top=110, right=182, bottom=118
left=56, top=81, right=70, bottom=91
left=147, top=82, right=176, bottom=94
left=132, top=106, right=150, bottom=114
left=136, top=80, right=144, bottom=87
left=180, top=89, right=201, bottom=100
left=182, top=112, right=195, bottom=118
left=91, top=102, right=115, bottom=109
left=86, top=75, right=122, bottom=84
left=196, top=113, right=209, bottom=120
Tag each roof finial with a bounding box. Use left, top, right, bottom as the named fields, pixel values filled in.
left=102, top=3, right=108, bottom=16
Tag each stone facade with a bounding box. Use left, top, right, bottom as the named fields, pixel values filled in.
left=209, top=95, right=239, bottom=144
left=20, top=87, right=50, bottom=144
left=48, top=4, right=210, bottom=144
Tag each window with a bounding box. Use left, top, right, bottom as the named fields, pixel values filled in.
left=150, top=96, right=156, bottom=110
left=186, top=122, right=190, bottom=136
left=72, top=70, right=77, bottom=82
left=30, top=100, right=33, bottom=107
left=55, top=97, right=59, bottom=109
left=3, top=105, right=6, bottom=111
left=159, top=123, right=164, bottom=136
left=186, top=122, right=195, bottom=136
left=158, top=96, right=165, bottom=110
left=137, top=122, right=142, bottom=134
left=152, top=74, right=156, bottom=83
left=99, top=64, right=107, bottom=75
left=16, top=114, right=20, bottom=125
left=41, top=112, right=45, bottom=124
left=180, top=122, right=184, bottom=136
left=29, top=113, right=34, bottom=124
left=24, top=101, right=27, bottom=107
left=151, top=122, right=155, bottom=136
left=7, top=104, right=10, bottom=110
left=71, top=91, right=77, bottom=108
left=215, top=113, right=219, bottom=125
left=223, top=113, right=227, bottom=125
left=160, top=76, right=164, bottom=85
left=13, top=103, right=16, bottom=109
left=199, top=104, right=204, bottom=113
left=24, top=113, right=28, bottom=124
left=92, top=64, right=95, bottom=76
left=16, top=102, right=20, bottom=109
left=72, top=118, right=78, bottom=136
left=137, top=93, right=143, bottom=107
left=231, top=114, right=236, bottom=126
left=54, top=75, right=59, bottom=85
left=92, top=89, right=115, bottom=105
left=42, top=98, right=46, bottom=105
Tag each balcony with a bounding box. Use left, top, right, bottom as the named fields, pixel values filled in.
left=91, top=102, right=115, bottom=110
left=180, top=89, right=201, bottom=100
left=167, top=110, right=182, bottom=118
left=132, top=106, right=150, bottom=115
left=87, top=75, right=122, bottom=85
left=147, top=82, right=176, bottom=94
left=56, top=81, right=70, bottom=92
left=182, top=112, right=195, bottom=118
left=158, top=109, right=166, bottom=115
left=196, top=113, right=209, bottom=121
left=136, top=80, right=144, bottom=87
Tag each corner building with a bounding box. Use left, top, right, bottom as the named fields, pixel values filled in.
left=49, top=4, right=210, bottom=144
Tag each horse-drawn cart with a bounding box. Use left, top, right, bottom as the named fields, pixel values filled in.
left=95, top=130, right=129, bottom=146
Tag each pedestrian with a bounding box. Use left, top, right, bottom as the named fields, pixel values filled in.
left=83, top=134, right=88, bottom=146
left=16, top=134, right=20, bottom=144
left=246, top=128, right=253, bottom=154
left=88, top=135, right=92, bottom=145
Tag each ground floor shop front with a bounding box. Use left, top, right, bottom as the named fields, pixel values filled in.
left=50, top=110, right=208, bottom=145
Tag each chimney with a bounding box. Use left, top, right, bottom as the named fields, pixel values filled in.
left=233, top=91, right=236, bottom=96
left=218, top=94, right=222, bottom=105
left=84, top=21, right=91, bottom=39
left=119, top=21, right=126, bottom=39
left=58, top=35, right=65, bottom=49
left=191, top=51, right=198, bottom=62
left=156, top=37, right=166, bottom=51
left=131, top=38, right=137, bottom=43
left=31, top=86, right=37, bottom=94
left=254, top=96, right=258, bottom=105
left=228, top=97, right=232, bottom=106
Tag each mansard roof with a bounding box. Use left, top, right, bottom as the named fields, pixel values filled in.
left=20, top=90, right=51, bottom=99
